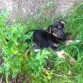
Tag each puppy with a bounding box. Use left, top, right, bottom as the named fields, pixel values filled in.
left=31, top=20, right=66, bottom=50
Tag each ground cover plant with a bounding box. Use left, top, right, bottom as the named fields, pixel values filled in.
left=0, top=3, right=83, bottom=83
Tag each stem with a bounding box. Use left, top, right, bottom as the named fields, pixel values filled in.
left=6, top=74, right=9, bottom=83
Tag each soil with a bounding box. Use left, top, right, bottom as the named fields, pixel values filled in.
left=0, top=0, right=81, bottom=22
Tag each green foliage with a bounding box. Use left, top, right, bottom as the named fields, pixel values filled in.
left=0, top=11, right=52, bottom=82
left=66, top=3, right=83, bottom=40
left=0, top=11, right=27, bottom=81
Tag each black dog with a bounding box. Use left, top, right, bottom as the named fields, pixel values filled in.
left=26, top=20, right=66, bottom=50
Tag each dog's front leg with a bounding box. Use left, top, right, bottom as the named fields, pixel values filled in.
left=65, top=39, right=80, bottom=46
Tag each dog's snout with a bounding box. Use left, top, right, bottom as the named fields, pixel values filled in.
left=60, top=33, right=64, bottom=38
left=57, top=30, right=64, bottom=38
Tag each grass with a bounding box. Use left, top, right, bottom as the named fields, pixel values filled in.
left=0, top=3, right=83, bottom=83
left=51, top=3, right=83, bottom=83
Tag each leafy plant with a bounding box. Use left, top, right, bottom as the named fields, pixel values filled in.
left=0, top=11, right=52, bottom=83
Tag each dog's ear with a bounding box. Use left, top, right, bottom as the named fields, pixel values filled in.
left=47, top=25, right=53, bottom=33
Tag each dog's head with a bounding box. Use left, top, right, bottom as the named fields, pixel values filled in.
left=47, top=20, right=66, bottom=39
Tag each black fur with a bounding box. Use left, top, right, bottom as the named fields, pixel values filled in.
left=26, top=20, right=67, bottom=50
